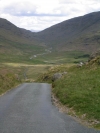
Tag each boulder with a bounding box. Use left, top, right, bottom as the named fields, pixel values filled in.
left=52, top=73, right=63, bottom=82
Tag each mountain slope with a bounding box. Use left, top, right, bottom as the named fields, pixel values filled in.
left=0, top=18, right=45, bottom=52
left=0, top=18, right=37, bottom=44
left=0, top=18, right=46, bottom=64
left=1, top=11, right=100, bottom=63
left=36, top=11, right=100, bottom=52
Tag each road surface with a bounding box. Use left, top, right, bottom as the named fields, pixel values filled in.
left=0, top=83, right=100, bottom=133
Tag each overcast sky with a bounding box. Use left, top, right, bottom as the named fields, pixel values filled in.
left=0, top=0, right=100, bottom=31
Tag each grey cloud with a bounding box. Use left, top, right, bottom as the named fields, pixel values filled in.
left=3, top=7, right=36, bottom=16
left=15, top=13, right=66, bottom=17
left=3, top=5, right=67, bottom=17
left=3, top=0, right=100, bottom=18
left=3, top=10, right=66, bottom=17
left=2, top=2, right=37, bottom=16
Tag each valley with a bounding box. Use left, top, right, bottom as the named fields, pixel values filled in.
left=0, top=11, right=99, bottom=94
left=0, top=11, right=100, bottom=129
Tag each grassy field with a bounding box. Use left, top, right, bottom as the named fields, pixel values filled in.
left=37, top=60, right=100, bottom=129
left=30, top=51, right=89, bottom=65
left=4, top=63, right=53, bottom=81
left=0, top=49, right=90, bottom=95
left=0, top=37, right=90, bottom=65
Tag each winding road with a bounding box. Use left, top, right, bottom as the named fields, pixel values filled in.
left=0, top=83, right=100, bottom=133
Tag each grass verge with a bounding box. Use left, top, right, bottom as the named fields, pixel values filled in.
left=0, top=64, right=22, bottom=95
left=37, top=63, right=100, bottom=129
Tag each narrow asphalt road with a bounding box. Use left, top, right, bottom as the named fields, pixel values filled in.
left=0, top=83, right=100, bottom=133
